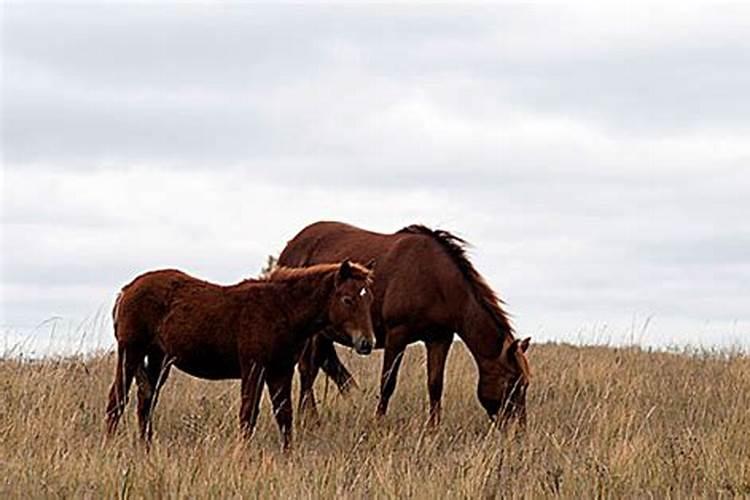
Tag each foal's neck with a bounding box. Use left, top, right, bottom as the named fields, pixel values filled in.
left=278, top=271, right=336, bottom=337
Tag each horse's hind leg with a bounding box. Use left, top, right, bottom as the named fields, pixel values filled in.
left=105, top=343, right=143, bottom=436
left=239, top=361, right=266, bottom=441
left=267, top=369, right=294, bottom=451
left=136, top=349, right=171, bottom=443
left=297, top=338, right=322, bottom=420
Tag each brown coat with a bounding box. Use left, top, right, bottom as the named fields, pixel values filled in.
left=279, top=221, right=530, bottom=425
left=105, top=261, right=374, bottom=449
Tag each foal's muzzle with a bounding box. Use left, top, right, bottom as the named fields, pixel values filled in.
left=354, top=337, right=373, bottom=355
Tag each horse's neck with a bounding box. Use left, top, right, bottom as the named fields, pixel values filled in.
left=457, top=296, right=508, bottom=360
left=281, top=273, right=335, bottom=334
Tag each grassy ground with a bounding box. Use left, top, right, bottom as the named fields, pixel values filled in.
left=1, top=342, right=749, bottom=498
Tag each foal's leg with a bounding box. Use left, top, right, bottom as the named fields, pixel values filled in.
left=239, top=362, right=265, bottom=440
left=135, top=349, right=171, bottom=442
left=297, top=338, right=321, bottom=419
left=267, top=370, right=294, bottom=451
left=376, top=326, right=409, bottom=418
left=105, top=343, right=143, bottom=436
left=425, top=337, right=452, bottom=427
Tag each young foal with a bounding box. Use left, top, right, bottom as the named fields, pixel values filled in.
left=105, top=261, right=374, bottom=449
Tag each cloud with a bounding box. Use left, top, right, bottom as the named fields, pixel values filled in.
left=2, top=4, right=749, bottom=349
left=5, top=4, right=750, bottom=168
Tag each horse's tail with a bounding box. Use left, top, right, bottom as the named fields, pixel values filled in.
left=112, top=291, right=123, bottom=339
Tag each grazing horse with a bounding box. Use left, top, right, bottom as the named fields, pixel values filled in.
left=105, top=260, right=375, bottom=449
left=278, top=222, right=531, bottom=426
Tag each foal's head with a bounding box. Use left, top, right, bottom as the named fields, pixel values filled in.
left=328, top=260, right=376, bottom=355
left=477, top=336, right=531, bottom=426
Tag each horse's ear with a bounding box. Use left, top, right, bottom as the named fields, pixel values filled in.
left=520, top=337, right=531, bottom=353
left=508, top=337, right=531, bottom=355
left=338, top=260, right=353, bottom=280
left=508, top=339, right=519, bottom=354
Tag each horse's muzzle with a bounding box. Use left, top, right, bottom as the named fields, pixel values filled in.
left=354, top=337, right=373, bottom=355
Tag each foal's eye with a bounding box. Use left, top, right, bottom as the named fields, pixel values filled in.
left=341, top=296, right=354, bottom=306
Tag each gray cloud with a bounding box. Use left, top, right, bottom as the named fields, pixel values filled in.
left=2, top=4, right=749, bottom=350
left=5, top=4, right=750, bottom=170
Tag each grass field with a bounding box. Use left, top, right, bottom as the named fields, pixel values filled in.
left=1, top=341, right=749, bottom=498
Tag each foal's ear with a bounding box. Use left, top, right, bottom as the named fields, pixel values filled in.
left=338, top=260, right=353, bottom=280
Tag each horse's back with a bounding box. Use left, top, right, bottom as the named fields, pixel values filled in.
left=118, top=269, right=196, bottom=308
left=279, top=221, right=392, bottom=267
left=114, top=269, right=209, bottom=342
left=114, top=268, right=253, bottom=378
left=279, top=221, right=467, bottom=332
left=121, top=268, right=191, bottom=290
left=281, top=220, right=462, bottom=280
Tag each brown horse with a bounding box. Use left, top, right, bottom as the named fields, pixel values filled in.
left=278, top=222, right=531, bottom=426
left=105, top=260, right=375, bottom=449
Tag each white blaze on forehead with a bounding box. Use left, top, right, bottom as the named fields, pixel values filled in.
left=359, top=287, right=367, bottom=297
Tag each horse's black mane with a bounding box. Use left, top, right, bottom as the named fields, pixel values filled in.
left=397, top=224, right=514, bottom=338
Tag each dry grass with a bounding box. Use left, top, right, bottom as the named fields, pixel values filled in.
left=1, top=342, right=749, bottom=498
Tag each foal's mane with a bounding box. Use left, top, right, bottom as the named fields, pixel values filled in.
left=398, top=224, right=515, bottom=339
left=268, top=262, right=371, bottom=283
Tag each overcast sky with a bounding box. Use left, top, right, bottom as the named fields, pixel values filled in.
left=2, top=3, right=749, bottom=354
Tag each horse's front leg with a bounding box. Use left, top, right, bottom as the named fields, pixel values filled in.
left=239, top=362, right=265, bottom=440
left=426, top=337, right=452, bottom=427
left=267, top=369, right=294, bottom=451
left=318, top=335, right=359, bottom=395
left=376, top=326, right=410, bottom=417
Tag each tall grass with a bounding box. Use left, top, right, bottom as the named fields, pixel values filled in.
left=1, top=342, right=749, bottom=497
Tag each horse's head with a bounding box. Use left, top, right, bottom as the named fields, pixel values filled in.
left=477, top=336, right=531, bottom=425
left=328, top=260, right=376, bottom=355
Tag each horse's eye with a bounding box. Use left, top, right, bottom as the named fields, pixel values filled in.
left=341, top=296, right=354, bottom=306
